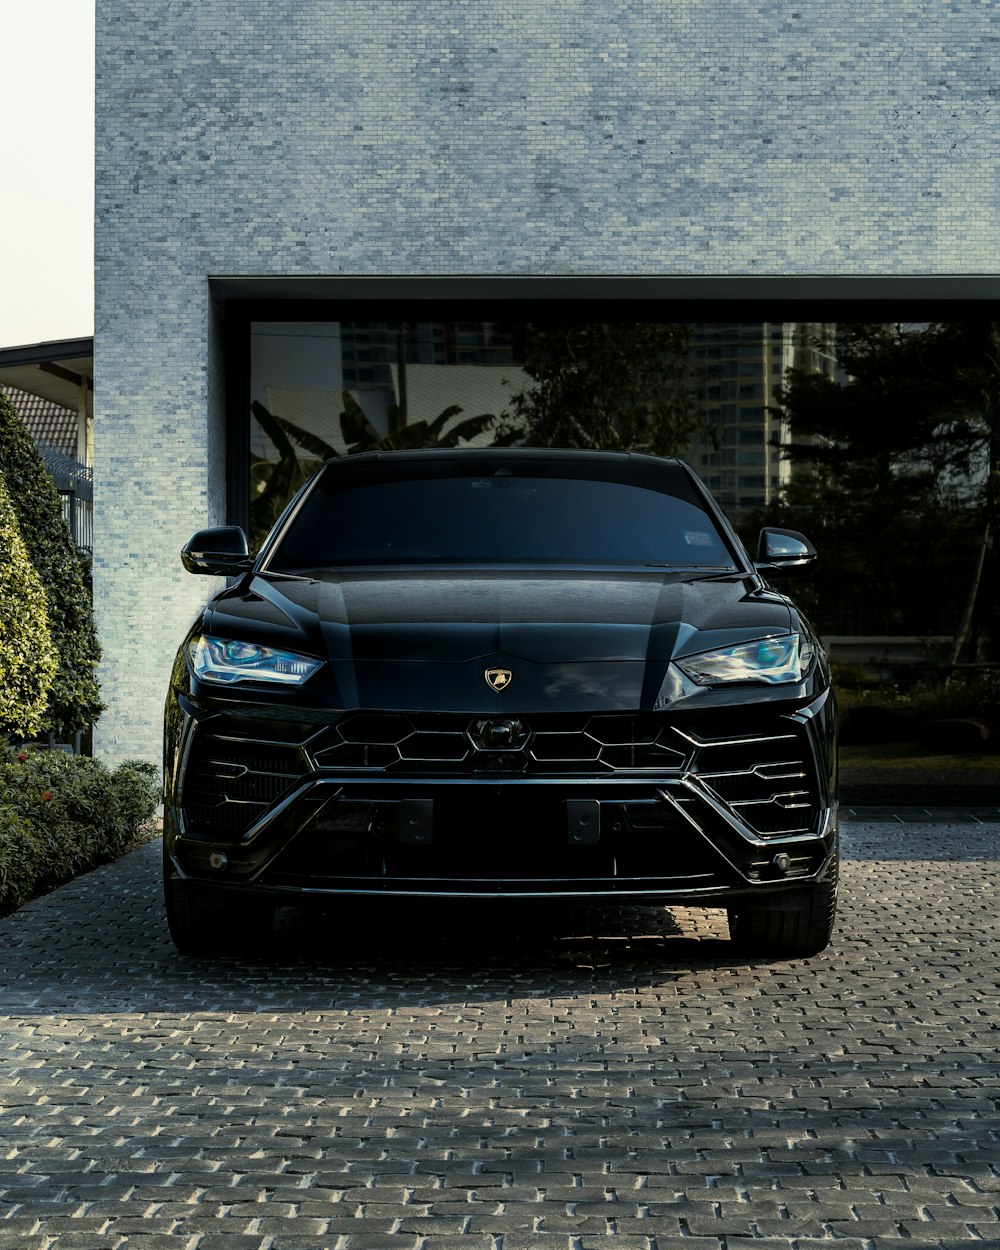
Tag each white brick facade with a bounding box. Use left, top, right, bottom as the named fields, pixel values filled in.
left=95, top=1, right=1000, bottom=765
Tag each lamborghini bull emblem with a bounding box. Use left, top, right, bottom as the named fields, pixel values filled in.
left=485, top=667, right=513, bottom=692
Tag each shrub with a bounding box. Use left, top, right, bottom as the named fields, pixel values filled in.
left=0, top=474, right=58, bottom=738
left=0, top=746, right=159, bottom=917
left=829, top=662, right=880, bottom=691
left=0, top=391, right=103, bottom=737
left=912, top=670, right=1000, bottom=725
left=835, top=669, right=1000, bottom=746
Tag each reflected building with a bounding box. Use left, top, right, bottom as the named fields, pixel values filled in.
left=340, top=322, right=518, bottom=385
left=685, top=322, right=839, bottom=516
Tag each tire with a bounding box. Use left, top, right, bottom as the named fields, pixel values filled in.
left=163, top=851, right=274, bottom=957
left=727, top=839, right=839, bottom=959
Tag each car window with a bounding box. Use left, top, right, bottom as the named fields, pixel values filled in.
left=266, top=471, right=736, bottom=571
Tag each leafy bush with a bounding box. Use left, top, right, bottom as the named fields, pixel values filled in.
left=0, top=747, right=159, bottom=917
left=837, top=670, right=1000, bottom=720
left=835, top=669, right=1000, bottom=746
left=0, top=391, right=103, bottom=737
left=911, top=671, right=1000, bottom=724
left=829, top=662, right=881, bottom=692
left=0, top=474, right=58, bottom=738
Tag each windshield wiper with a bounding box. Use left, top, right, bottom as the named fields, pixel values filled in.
left=643, top=563, right=735, bottom=571
left=257, top=569, right=319, bottom=583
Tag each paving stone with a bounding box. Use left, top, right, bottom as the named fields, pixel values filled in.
left=106, top=1240, right=194, bottom=1250
left=402, top=1240, right=495, bottom=1250
left=192, top=1238, right=272, bottom=1250
left=35, top=1235, right=122, bottom=1250
left=577, top=1239, right=653, bottom=1249
left=339, top=1237, right=421, bottom=1249
left=0, top=823, right=999, bottom=1246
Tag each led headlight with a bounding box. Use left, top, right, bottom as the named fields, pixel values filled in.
left=189, top=636, right=323, bottom=685
left=675, top=634, right=813, bottom=686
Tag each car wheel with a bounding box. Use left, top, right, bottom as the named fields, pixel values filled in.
left=163, top=852, right=274, bottom=956
left=727, top=840, right=839, bottom=959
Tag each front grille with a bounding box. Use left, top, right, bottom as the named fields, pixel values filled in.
left=686, top=728, right=818, bottom=836
left=178, top=712, right=823, bottom=842
left=311, top=712, right=688, bottom=775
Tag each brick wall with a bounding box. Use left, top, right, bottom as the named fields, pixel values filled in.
left=94, top=1, right=1000, bottom=764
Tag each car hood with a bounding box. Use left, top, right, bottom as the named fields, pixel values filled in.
left=203, top=568, right=795, bottom=712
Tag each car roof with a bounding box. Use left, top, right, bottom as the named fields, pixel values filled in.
left=310, top=448, right=707, bottom=511
left=325, top=448, right=685, bottom=468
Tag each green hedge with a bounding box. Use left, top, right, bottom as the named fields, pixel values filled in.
left=0, top=390, right=103, bottom=737
left=0, top=746, right=160, bottom=917
left=0, top=475, right=58, bottom=738
left=834, top=667, right=1000, bottom=722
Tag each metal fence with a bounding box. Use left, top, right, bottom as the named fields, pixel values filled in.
left=37, top=445, right=93, bottom=555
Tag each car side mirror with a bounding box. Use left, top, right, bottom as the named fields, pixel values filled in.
left=755, top=527, right=817, bottom=571
left=181, top=526, right=253, bottom=575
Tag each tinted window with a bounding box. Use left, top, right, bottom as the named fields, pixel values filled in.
left=267, top=470, right=736, bottom=570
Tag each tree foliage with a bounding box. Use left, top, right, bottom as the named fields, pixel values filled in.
left=495, top=325, right=700, bottom=457
left=337, top=392, right=499, bottom=454
left=778, top=323, right=990, bottom=510
left=0, top=473, right=58, bottom=740
left=498, top=323, right=706, bottom=455
left=765, top=322, right=997, bottom=643
left=0, top=391, right=103, bottom=737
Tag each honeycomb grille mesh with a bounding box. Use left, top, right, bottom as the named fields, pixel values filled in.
left=311, top=712, right=688, bottom=775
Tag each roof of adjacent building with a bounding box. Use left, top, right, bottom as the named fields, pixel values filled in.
left=0, top=337, right=93, bottom=411
left=2, top=384, right=79, bottom=458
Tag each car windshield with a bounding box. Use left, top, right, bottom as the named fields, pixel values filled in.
left=265, top=466, right=738, bottom=571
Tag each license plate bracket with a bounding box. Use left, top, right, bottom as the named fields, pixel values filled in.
left=399, top=798, right=433, bottom=844
left=566, top=799, right=601, bottom=844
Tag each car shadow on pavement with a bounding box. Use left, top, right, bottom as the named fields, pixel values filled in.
left=6, top=816, right=998, bottom=1019
left=0, top=841, right=786, bottom=1015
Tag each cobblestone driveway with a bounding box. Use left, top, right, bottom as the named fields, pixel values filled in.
left=1, top=816, right=998, bottom=1250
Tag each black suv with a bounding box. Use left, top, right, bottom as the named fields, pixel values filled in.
left=164, top=449, right=837, bottom=956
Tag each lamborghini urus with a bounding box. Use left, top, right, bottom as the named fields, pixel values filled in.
left=163, top=449, right=837, bottom=956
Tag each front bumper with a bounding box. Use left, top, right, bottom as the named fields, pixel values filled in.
left=164, top=693, right=837, bottom=904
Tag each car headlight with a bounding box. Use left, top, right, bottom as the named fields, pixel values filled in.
left=189, top=635, right=323, bottom=685
left=675, top=634, right=813, bottom=686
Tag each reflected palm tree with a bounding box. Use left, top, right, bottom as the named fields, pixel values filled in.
left=249, top=396, right=514, bottom=551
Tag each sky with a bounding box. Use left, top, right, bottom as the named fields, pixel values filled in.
left=0, top=0, right=95, bottom=349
